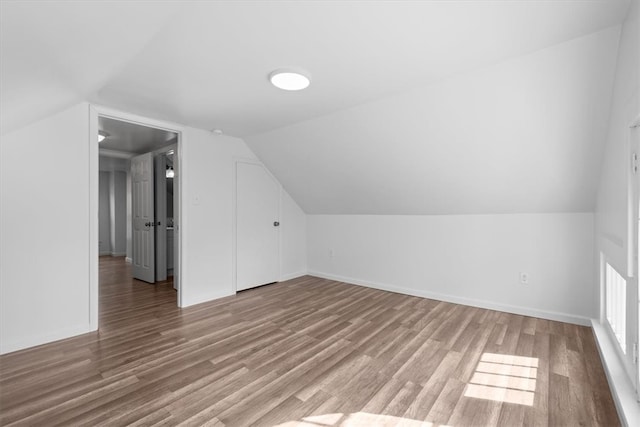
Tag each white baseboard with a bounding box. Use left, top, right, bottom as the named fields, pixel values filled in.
left=280, top=271, right=307, bottom=282
left=308, top=270, right=591, bottom=326
left=99, top=251, right=111, bottom=256
left=125, top=257, right=132, bottom=264
left=0, top=323, right=96, bottom=355
left=180, top=290, right=234, bottom=308
left=591, top=320, right=639, bottom=427
left=110, top=252, right=126, bottom=257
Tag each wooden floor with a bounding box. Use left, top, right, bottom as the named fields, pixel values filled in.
left=0, top=257, right=619, bottom=426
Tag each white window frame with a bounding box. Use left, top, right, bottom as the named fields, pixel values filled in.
left=605, top=260, right=627, bottom=353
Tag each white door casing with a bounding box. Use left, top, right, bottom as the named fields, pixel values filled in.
left=132, top=152, right=155, bottom=283
left=236, top=161, right=280, bottom=291
left=154, top=154, right=167, bottom=282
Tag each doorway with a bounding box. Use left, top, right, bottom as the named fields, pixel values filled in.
left=92, top=107, right=183, bottom=328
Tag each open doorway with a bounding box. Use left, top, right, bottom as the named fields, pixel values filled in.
left=94, top=111, right=182, bottom=320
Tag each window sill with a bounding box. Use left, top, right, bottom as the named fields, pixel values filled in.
left=591, top=319, right=639, bottom=427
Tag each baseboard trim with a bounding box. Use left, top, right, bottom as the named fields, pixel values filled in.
left=0, top=323, right=96, bottom=355
left=125, top=257, right=132, bottom=264
left=591, top=320, right=639, bottom=427
left=308, top=270, right=591, bottom=326
left=180, top=290, right=234, bottom=308
left=110, top=252, right=126, bottom=257
left=280, top=271, right=307, bottom=282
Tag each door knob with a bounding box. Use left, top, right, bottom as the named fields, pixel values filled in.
left=273, top=221, right=280, bottom=227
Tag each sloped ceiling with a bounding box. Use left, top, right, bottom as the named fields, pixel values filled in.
left=0, top=0, right=181, bottom=134
left=245, top=27, right=621, bottom=214
left=0, top=1, right=631, bottom=214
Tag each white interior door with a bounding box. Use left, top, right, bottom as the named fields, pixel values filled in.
left=132, top=152, right=155, bottom=283
left=236, top=162, right=279, bottom=291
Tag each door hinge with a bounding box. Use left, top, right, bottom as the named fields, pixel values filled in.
left=633, top=153, right=639, bottom=174
left=634, top=342, right=638, bottom=364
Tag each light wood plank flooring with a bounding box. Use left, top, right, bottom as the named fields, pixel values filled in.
left=0, top=257, right=619, bottom=426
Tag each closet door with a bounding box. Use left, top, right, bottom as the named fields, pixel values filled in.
left=236, top=162, right=279, bottom=291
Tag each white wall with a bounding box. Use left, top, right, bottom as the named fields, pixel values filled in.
left=281, top=190, right=307, bottom=281
left=594, top=0, right=639, bottom=416
left=98, top=171, right=111, bottom=255
left=245, top=27, right=619, bottom=216
left=597, top=1, right=639, bottom=278
left=126, top=170, right=132, bottom=260
left=308, top=213, right=595, bottom=324
left=110, top=170, right=127, bottom=256
left=0, top=103, right=92, bottom=354
left=99, top=158, right=128, bottom=257
left=179, top=129, right=307, bottom=307
left=0, top=106, right=308, bottom=353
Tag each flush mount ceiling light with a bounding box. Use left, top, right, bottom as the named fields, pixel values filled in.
left=98, top=130, right=109, bottom=143
left=269, top=69, right=311, bottom=91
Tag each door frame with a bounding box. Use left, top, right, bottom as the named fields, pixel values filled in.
left=232, top=158, right=282, bottom=293
left=154, top=152, right=167, bottom=282
left=633, top=113, right=640, bottom=399
left=89, top=105, right=185, bottom=330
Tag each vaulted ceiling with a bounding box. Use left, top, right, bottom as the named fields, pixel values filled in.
left=1, top=0, right=632, bottom=214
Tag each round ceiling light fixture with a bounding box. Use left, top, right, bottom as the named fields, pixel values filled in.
left=269, top=69, right=311, bottom=91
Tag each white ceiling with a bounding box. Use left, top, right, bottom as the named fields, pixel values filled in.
left=99, top=117, right=177, bottom=155
left=0, top=0, right=632, bottom=214
left=245, top=27, right=621, bottom=214
left=1, top=1, right=629, bottom=137
left=0, top=0, right=181, bottom=135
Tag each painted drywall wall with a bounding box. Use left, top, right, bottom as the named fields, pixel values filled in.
left=281, top=190, right=307, bottom=280
left=308, top=213, right=595, bottom=324
left=98, top=155, right=128, bottom=172
left=245, top=27, right=619, bottom=215
left=595, top=0, right=639, bottom=406
left=596, top=1, right=639, bottom=277
left=98, top=171, right=111, bottom=255
left=180, top=129, right=307, bottom=307
left=0, top=106, right=307, bottom=353
left=99, top=157, right=129, bottom=258
left=0, top=103, right=91, bottom=354
left=110, top=170, right=127, bottom=256
left=126, top=170, right=132, bottom=260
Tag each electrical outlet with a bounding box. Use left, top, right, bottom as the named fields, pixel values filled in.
left=520, top=272, right=529, bottom=284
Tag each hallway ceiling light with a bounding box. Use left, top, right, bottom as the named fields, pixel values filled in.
left=269, top=69, right=310, bottom=91
left=166, top=165, right=174, bottom=179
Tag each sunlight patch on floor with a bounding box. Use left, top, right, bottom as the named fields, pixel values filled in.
left=301, top=413, right=345, bottom=425
left=464, top=352, right=538, bottom=406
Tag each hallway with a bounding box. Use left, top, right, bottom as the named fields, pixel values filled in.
left=99, top=256, right=176, bottom=332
